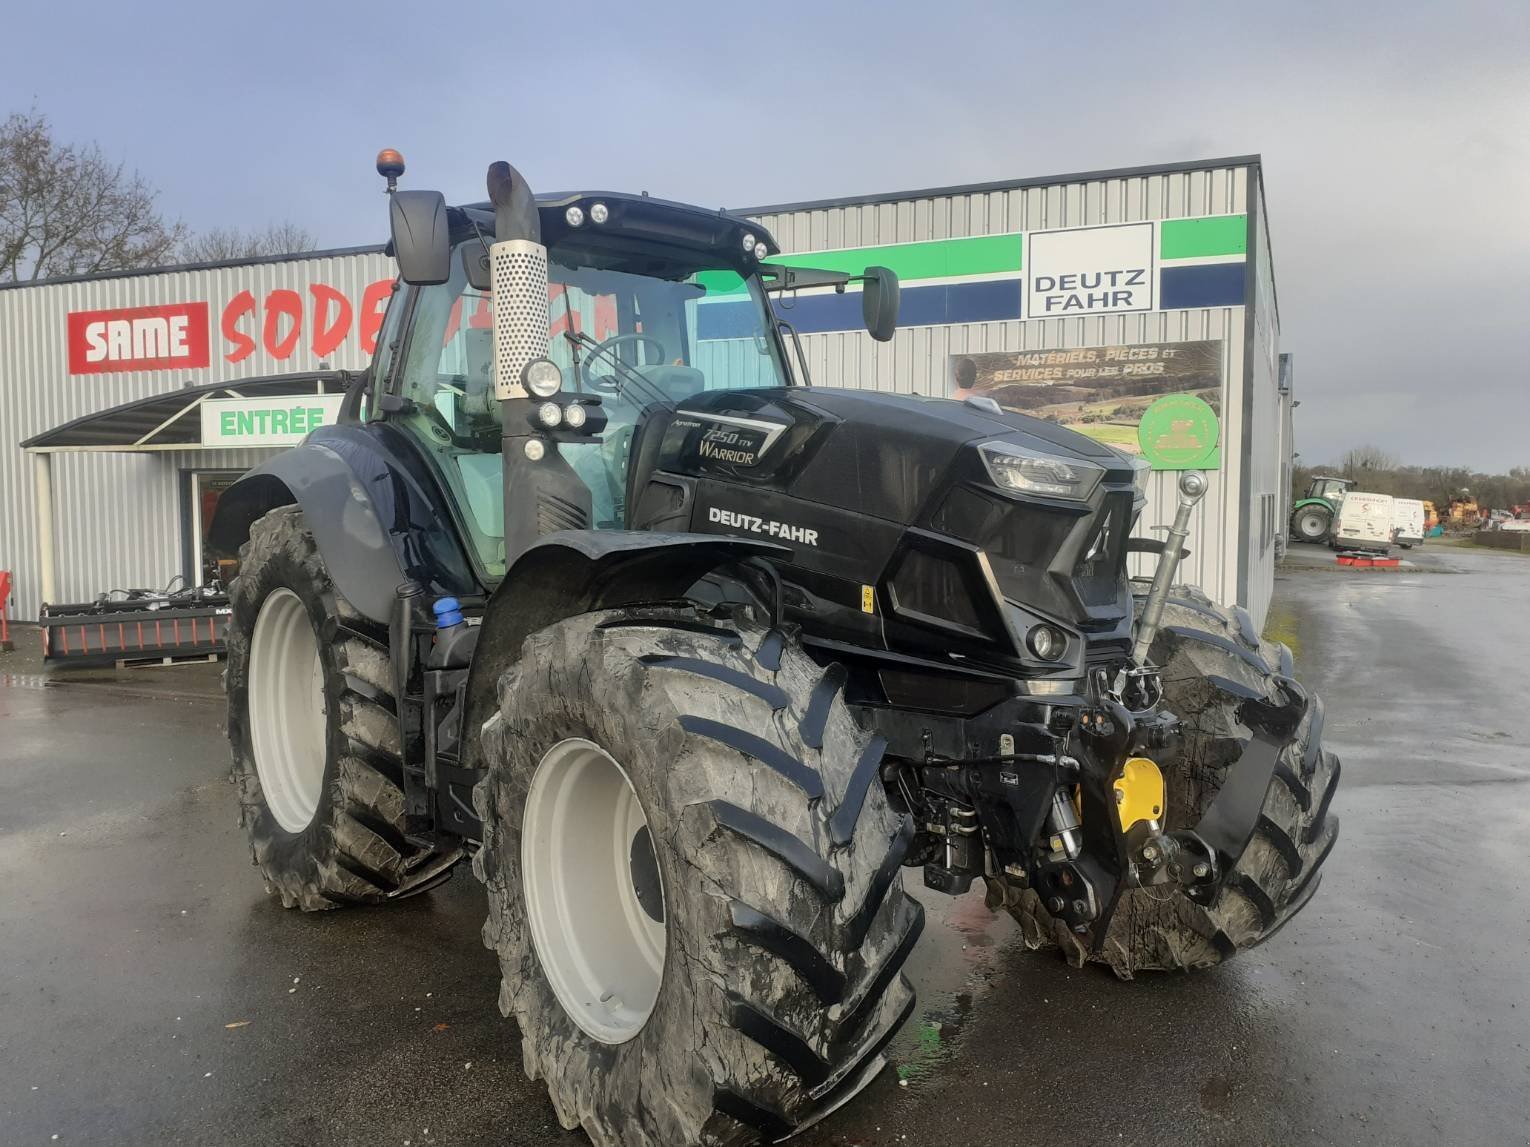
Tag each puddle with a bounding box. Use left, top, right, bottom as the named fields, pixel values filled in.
left=888, top=887, right=1020, bottom=1083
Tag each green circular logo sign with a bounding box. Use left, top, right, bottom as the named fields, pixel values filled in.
left=1137, top=394, right=1220, bottom=469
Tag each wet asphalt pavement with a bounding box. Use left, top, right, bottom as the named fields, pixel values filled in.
left=3, top=542, right=1528, bottom=1146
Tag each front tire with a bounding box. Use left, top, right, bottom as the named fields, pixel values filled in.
left=226, top=505, right=460, bottom=909
left=474, top=607, right=923, bottom=1146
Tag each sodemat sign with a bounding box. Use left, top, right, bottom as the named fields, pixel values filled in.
left=65, top=268, right=394, bottom=375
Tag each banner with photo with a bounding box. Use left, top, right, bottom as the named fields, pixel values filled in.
left=948, top=340, right=1223, bottom=468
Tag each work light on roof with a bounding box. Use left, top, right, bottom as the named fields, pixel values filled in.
left=563, top=402, right=588, bottom=430
left=589, top=202, right=609, bottom=224
left=565, top=206, right=585, bottom=227
left=742, top=233, right=757, bottom=254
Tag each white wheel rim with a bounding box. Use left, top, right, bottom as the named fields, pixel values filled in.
left=521, top=738, right=667, bottom=1044
left=248, top=588, right=328, bottom=833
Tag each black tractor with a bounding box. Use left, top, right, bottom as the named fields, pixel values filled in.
left=209, top=153, right=1339, bottom=1147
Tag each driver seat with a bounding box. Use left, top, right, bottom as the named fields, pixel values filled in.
left=461, top=328, right=498, bottom=420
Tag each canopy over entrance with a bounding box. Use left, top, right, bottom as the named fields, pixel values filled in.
left=20, top=371, right=352, bottom=452
left=19, top=371, right=355, bottom=607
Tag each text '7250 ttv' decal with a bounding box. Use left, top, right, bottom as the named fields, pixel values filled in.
left=707, top=506, right=819, bottom=546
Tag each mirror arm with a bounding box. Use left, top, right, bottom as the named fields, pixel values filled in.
left=777, top=319, right=812, bottom=387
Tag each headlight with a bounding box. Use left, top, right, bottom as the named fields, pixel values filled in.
left=563, top=402, right=588, bottom=430
left=536, top=402, right=562, bottom=428
left=522, top=358, right=562, bottom=398
left=1131, top=456, right=1151, bottom=497
left=1026, top=624, right=1067, bottom=661
left=977, top=441, right=1103, bottom=501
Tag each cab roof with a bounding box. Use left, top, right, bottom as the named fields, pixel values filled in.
left=454, top=190, right=779, bottom=264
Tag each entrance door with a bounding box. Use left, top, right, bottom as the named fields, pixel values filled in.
left=185, top=471, right=245, bottom=589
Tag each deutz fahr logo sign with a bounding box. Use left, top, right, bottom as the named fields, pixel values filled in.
left=1026, top=222, right=1155, bottom=318
left=67, top=303, right=211, bottom=374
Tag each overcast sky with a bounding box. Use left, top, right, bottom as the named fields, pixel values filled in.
left=4, top=0, right=1526, bottom=469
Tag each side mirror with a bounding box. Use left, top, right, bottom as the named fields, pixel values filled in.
left=861, top=265, right=899, bottom=342
left=389, top=190, right=450, bottom=284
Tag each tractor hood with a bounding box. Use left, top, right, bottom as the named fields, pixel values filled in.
left=639, top=386, right=1142, bottom=671
left=656, top=386, right=1138, bottom=526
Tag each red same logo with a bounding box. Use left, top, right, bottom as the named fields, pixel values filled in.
left=67, top=303, right=211, bottom=375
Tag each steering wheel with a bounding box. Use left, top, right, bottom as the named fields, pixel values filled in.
left=581, top=333, right=669, bottom=393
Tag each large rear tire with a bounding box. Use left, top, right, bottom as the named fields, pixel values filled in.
left=225, top=505, right=460, bottom=909
left=988, top=586, right=1340, bottom=976
left=473, top=606, right=923, bottom=1146
left=1293, top=504, right=1333, bottom=543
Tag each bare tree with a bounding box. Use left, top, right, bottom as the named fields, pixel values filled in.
left=180, top=221, right=315, bottom=264
left=1340, top=444, right=1399, bottom=478
left=0, top=108, right=184, bottom=282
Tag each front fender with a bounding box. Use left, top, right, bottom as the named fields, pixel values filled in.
left=207, top=429, right=479, bottom=624
left=459, top=531, right=787, bottom=768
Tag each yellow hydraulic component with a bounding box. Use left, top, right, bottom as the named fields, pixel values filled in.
left=1114, top=757, right=1165, bottom=832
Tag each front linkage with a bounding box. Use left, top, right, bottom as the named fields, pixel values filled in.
left=882, top=470, right=1310, bottom=954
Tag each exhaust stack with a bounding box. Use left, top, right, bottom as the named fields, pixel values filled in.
left=486, top=161, right=548, bottom=401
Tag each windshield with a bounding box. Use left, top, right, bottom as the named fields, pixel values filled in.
left=393, top=236, right=789, bottom=578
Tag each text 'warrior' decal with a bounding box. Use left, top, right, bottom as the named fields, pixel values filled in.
left=672, top=412, right=787, bottom=469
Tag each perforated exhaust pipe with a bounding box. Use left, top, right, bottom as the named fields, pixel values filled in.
left=486, top=162, right=549, bottom=401
left=485, top=163, right=591, bottom=564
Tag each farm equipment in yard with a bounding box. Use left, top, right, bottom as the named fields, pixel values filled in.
left=207, top=152, right=1340, bottom=1147
left=39, top=583, right=230, bottom=667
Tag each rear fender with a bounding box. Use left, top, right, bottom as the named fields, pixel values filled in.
left=207, top=428, right=479, bottom=624
left=459, top=532, right=787, bottom=768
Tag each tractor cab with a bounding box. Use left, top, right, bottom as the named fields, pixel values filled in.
left=375, top=189, right=897, bottom=582
left=1307, top=475, right=1353, bottom=503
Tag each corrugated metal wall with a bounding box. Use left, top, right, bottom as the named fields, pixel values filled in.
left=747, top=163, right=1276, bottom=621
left=0, top=249, right=393, bottom=617
left=2, top=162, right=1282, bottom=626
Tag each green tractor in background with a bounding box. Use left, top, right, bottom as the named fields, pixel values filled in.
left=1290, top=476, right=1353, bottom=544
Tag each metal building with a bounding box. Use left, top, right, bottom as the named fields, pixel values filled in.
left=1, top=155, right=1285, bottom=627
left=0, top=248, right=392, bottom=619
left=737, top=154, right=1284, bottom=626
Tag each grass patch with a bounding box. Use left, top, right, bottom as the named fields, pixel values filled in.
left=1429, top=534, right=1530, bottom=557
left=1262, top=599, right=1302, bottom=659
